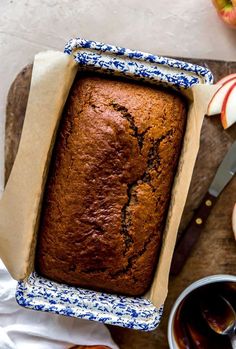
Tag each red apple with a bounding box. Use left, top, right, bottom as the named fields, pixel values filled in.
left=221, top=81, right=236, bottom=128
left=212, top=0, right=236, bottom=28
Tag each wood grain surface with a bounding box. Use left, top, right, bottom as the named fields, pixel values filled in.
left=5, top=59, right=236, bottom=349
left=5, top=64, right=33, bottom=184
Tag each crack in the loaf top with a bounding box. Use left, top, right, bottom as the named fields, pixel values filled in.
left=120, top=181, right=136, bottom=250
left=108, top=100, right=174, bottom=256
left=119, top=129, right=173, bottom=254
left=110, top=102, right=150, bottom=150
left=119, top=135, right=161, bottom=252
left=110, top=231, right=158, bottom=279
left=140, top=130, right=173, bottom=189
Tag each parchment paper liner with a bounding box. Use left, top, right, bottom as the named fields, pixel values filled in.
left=0, top=51, right=219, bottom=308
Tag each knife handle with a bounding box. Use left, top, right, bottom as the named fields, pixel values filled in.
left=170, top=192, right=217, bottom=276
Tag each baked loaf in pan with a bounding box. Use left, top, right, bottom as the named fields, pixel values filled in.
left=36, top=73, right=186, bottom=296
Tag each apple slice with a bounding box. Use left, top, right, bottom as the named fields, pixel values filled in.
left=207, top=78, right=236, bottom=116
left=221, top=81, right=236, bottom=129
left=232, top=203, right=236, bottom=240
left=217, top=73, right=236, bottom=85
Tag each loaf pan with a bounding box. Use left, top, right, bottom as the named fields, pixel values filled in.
left=3, top=37, right=213, bottom=331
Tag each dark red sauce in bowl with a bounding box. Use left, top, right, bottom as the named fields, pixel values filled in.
left=171, top=281, right=236, bottom=349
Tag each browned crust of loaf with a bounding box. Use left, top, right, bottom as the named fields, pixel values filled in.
left=36, top=74, right=186, bottom=296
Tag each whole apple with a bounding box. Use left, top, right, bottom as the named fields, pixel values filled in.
left=212, top=0, right=236, bottom=28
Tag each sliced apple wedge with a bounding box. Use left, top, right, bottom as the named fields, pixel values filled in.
left=207, top=78, right=236, bottom=116
left=217, top=73, right=236, bottom=85
left=233, top=204, right=236, bottom=241
left=221, top=81, right=236, bottom=129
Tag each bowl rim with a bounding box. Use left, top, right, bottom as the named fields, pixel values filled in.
left=167, top=274, right=236, bottom=349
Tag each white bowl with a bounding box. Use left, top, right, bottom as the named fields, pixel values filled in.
left=168, top=274, right=236, bottom=349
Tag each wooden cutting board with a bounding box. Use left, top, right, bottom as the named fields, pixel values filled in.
left=5, top=59, right=236, bottom=349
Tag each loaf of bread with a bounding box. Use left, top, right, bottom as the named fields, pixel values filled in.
left=36, top=73, right=186, bottom=296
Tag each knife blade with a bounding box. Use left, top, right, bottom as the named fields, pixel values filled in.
left=209, top=141, right=236, bottom=197
left=170, top=141, right=236, bottom=276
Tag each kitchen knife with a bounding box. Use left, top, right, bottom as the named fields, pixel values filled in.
left=170, top=141, right=236, bottom=276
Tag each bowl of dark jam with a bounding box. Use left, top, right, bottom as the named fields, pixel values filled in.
left=168, top=275, right=236, bottom=349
